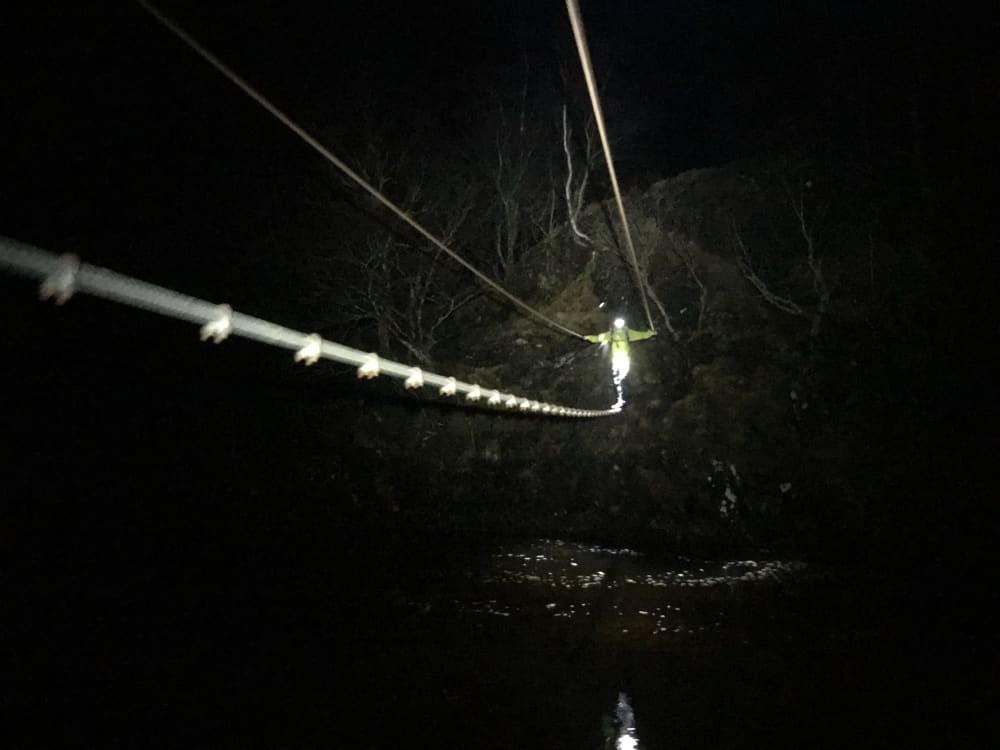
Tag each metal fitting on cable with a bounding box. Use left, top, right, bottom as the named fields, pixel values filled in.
left=39, top=253, right=80, bottom=305
left=357, top=353, right=380, bottom=379
left=439, top=377, right=457, bottom=396
left=404, top=367, right=424, bottom=389
left=200, top=303, right=233, bottom=343
left=295, top=333, right=322, bottom=365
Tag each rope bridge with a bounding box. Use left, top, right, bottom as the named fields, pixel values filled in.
left=2, top=4, right=649, bottom=421
left=0, top=236, right=620, bottom=419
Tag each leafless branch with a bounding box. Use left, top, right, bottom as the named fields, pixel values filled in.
left=787, top=180, right=830, bottom=337
left=333, top=134, right=480, bottom=363
left=642, top=277, right=680, bottom=341
left=562, top=103, right=592, bottom=245
left=733, top=177, right=829, bottom=337
left=667, top=233, right=709, bottom=334
left=733, top=219, right=805, bottom=317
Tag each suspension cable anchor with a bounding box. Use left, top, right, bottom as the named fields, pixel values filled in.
left=39, top=253, right=80, bottom=305
left=200, top=303, right=233, bottom=343
left=294, top=333, right=322, bottom=365
left=357, top=353, right=380, bottom=379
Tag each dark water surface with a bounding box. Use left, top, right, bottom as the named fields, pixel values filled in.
left=8, top=532, right=991, bottom=748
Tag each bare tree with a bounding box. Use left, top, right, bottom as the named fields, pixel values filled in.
left=483, top=75, right=570, bottom=282
left=475, top=71, right=594, bottom=283
left=340, top=196, right=477, bottom=364
left=734, top=179, right=830, bottom=338
left=491, top=103, right=533, bottom=281
left=561, top=102, right=597, bottom=245
left=635, top=253, right=680, bottom=341
left=663, top=230, right=709, bottom=336
left=330, top=131, right=481, bottom=364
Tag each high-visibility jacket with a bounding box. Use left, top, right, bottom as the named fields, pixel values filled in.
left=584, top=326, right=655, bottom=357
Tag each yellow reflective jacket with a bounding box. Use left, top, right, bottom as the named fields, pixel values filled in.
left=584, top=327, right=655, bottom=358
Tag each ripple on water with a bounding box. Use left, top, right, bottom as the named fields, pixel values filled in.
left=403, top=539, right=811, bottom=641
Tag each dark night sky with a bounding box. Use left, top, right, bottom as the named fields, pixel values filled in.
left=3, top=1, right=993, bottom=260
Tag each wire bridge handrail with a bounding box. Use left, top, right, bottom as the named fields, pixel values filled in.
left=0, top=237, right=620, bottom=419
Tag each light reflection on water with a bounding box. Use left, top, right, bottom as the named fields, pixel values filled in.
left=391, top=538, right=818, bottom=748
left=612, top=692, right=640, bottom=750
left=405, top=538, right=809, bottom=640
left=367, top=537, right=934, bottom=749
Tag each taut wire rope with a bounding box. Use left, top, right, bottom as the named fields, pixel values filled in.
left=135, top=0, right=587, bottom=341
left=564, top=0, right=657, bottom=334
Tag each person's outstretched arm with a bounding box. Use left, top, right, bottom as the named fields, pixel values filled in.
left=627, top=329, right=656, bottom=342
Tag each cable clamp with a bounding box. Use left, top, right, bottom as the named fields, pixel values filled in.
left=39, top=253, right=80, bottom=305
left=487, top=390, right=502, bottom=406
left=294, top=333, right=322, bottom=365
left=404, top=367, right=424, bottom=389
left=505, top=395, right=518, bottom=409
left=466, top=384, right=482, bottom=402
left=530, top=401, right=542, bottom=412
left=439, top=377, right=457, bottom=396
left=358, top=353, right=380, bottom=379
left=519, top=398, right=531, bottom=411
left=542, top=404, right=552, bottom=414
left=200, top=304, right=233, bottom=343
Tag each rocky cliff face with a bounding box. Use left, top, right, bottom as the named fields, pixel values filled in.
left=341, top=154, right=940, bottom=559
left=0, top=149, right=964, bottom=564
